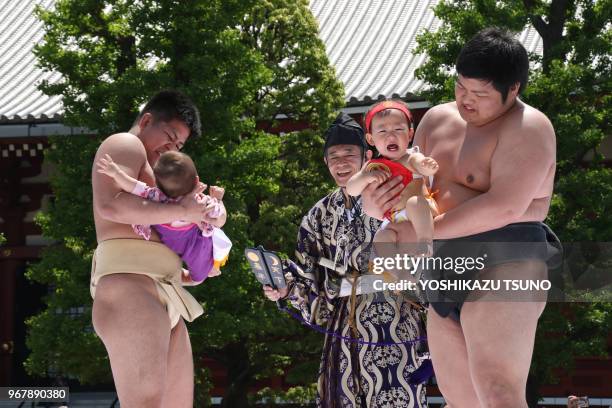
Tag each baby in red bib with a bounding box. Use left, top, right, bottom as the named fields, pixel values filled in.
left=347, top=100, right=439, bottom=257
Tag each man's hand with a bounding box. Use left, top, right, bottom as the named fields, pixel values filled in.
left=361, top=175, right=404, bottom=220
left=263, top=285, right=288, bottom=301
left=179, top=178, right=207, bottom=224
left=96, top=153, right=121, bottom=179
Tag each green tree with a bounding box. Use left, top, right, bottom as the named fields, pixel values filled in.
left=26, top=0, right=344, bottom=406
left=414, top=0, right=611, bottom=405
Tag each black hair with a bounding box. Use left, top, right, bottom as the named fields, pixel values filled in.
left=136, top=89, right=201, bottom=139
left=323, top=112, right=368, bottom=158
left=456, top=27, right=529, bottom=103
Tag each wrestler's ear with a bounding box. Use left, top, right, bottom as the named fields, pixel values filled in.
left=508, top=82, right=520, bottom=99
left=138, top=112, right=154, bottom=130
left=366, top=133, right=374, bottom=146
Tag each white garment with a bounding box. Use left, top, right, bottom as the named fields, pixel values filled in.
left=212, top=227, right=232, bottom=262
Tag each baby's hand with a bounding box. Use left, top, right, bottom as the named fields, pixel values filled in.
left=209, top=185, right=225, bottom=201
left=180, top=178, right=208, bottom=224
left=96, top=154, right=121, bottom=178
left=416, top=156, right=439, bottom=176
left=367, top=169, right=390, bottom=184
left=195, top=191, right=210, bottom=205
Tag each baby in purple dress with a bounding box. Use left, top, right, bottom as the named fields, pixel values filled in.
left=96, top=151, right=231, bottom=283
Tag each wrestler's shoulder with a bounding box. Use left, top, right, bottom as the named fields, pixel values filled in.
left=426, top=102, right=459, bottom=117
left=502, top=101, right=555, bottom=139
left=97, top=132, right=146, bottom=155
left=419, top=102, right=462, bottom=128
left=100, top=132, right=144, bottom=146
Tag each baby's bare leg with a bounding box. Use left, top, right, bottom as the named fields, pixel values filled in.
left=405, top=195, right=433, bottom=256
left=373, top=227, right=408, bottom=280
left=372, top=227, right=398, bottom=272
left=374, top=227, right=397, bottom=250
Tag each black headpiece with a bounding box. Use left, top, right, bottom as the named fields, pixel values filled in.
left=323, top=113, right=367, bottom=157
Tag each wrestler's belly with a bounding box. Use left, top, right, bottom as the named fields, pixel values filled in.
left=433, top=179, right=481, bottom=214
left=433, top=179, right=550, bottom=222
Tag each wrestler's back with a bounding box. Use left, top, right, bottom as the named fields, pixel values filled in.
left=92, top=134, right=162, bottom=243
left=422, top=102, right=554, bottom=220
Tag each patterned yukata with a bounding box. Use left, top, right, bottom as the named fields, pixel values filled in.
left=284, top=188, right=428, bottom=408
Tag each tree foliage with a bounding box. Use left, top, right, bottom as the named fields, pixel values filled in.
left=414, top=0, right=611, bottom=404
left=27, top=0, right=344, bottom=406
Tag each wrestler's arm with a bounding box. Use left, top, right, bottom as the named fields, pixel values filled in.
left=517, top=196, right=551, bottom=222
left=93, top=133, right=205, bottom=225
left=433, top=114, right=556, bottom=238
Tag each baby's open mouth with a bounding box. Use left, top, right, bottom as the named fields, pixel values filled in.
left=386, top=143, right=399, bottom=152
left=337, top=170, right=351, bottom=177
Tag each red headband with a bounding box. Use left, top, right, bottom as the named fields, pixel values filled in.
left=364, top=101, right=413, bottom=133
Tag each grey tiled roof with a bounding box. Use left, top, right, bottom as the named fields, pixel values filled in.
left=0, top=0, right=543, bottom=123
left=0, top=0, right=63, bottom=123
left=310, top=0, right=544, bottom=105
